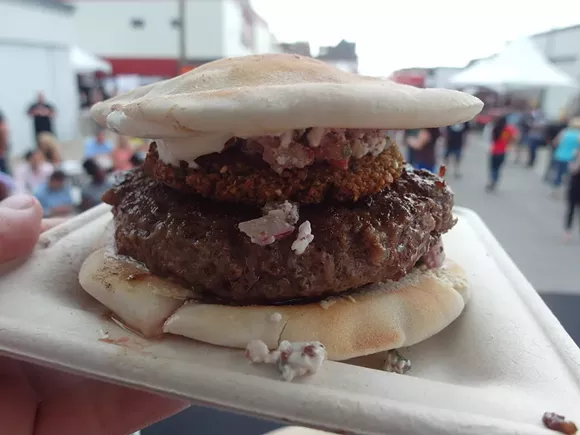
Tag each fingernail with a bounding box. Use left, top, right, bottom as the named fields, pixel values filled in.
left=0, top=195, right=36, bottom=210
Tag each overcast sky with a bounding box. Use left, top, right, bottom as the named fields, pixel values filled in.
left=251, top=0, right=580, bottom=76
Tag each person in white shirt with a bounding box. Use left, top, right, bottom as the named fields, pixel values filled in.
left=13, top=149, right=53, bottom=194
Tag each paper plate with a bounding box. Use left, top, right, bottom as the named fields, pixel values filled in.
left=0, top=204, right=578, bottom=435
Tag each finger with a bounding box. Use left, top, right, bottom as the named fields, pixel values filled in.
left=0, top=195, right=43, bottom=263
left=40, top=218, right=69, bottom=233
left=35, top=379, right=188, bottom=435
left=0, top=358, right=37, bottom=435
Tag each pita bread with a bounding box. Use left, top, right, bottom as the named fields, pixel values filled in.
left=91, top=54, right=483, bottom=139
left=79, top=246, right=470, bottom=361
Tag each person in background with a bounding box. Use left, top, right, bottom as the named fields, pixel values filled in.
left=84, top=129, right=114, bottom=171
left=0, top=109, right=9, bottom=174
left=37, top=132, right=62, bottom=165
left=486, top=115, right=519, bottom=192
left=33, top=170, right=73, bottom=218
left=552, top=117, right=580, bottom=192
left=564, top=149, right=580, bottom=242
left=0, top=170, right=14, bottom=201
left=544, top=113, right=569, bottom=182
left=80, top=158, right=112, bottom=212
left=403, top=129, right=420, bottom=166
left=444, top=121, right=470, bottom=178
left=526, top=109, right=546, bottom=168
left=27, top=92, right=56, bottom=143
left=514, top=108, right=532, bottom=164
left=13, top=149, right=54, bottom=194
left=407, top=127, right=441, bottom=173
left=130, top=151, right=146, bottom=167
left=112, top=135, right=134, bottom=171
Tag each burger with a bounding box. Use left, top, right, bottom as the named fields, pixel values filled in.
left=80, top=54, right=482, bottom=376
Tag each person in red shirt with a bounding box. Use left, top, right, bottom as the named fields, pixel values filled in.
left=486, top=115, right=519, bottom=192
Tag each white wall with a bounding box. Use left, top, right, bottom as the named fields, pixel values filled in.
left=254, top=21, right=275, bottom=54
left=74, top=0, right=224, bottom=60
left=0, top=1, right=72, bottom=46
left=186, top=0, right=224, bottom=59
left=533, top=27, right=580, bottom=120
left=0, top=2, right=78, bottom=158
left=222, top=0, right=251, bottom=57
left=326, top=60, right=357, bottom=74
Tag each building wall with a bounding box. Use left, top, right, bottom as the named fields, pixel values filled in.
left=222, top=0, right=251, bottom=57
left=325, top=60, right=357, bottom=74
left=73, top=0, right=224, bottom=60
left=0, top=1, right=78, bottom=157
left=532, top=26, right=580, bottom=119
left=73, top=0, right=276, bottom=65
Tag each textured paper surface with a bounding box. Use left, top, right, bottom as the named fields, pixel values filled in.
left=0, top=204, right=578, bottom=435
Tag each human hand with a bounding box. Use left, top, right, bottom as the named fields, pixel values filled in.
left=0, top=195, right=188, bottom=434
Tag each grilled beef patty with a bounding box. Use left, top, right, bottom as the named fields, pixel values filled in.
left=103, top=167, right=455, bottom=305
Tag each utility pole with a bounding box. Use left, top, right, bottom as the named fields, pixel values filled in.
left=177, top=0, right=187, bottom=75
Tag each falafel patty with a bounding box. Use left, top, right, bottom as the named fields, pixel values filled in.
left=103, top=167, right=455, bottom=305
left=144, top=130, right=405, bottom=205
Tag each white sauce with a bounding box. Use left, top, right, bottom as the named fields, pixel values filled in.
left=106, top=109, right=390, bottom=168
left=291, top=221, right=314, bottom=255
left=268, top=312, right=282, bottom=323
left=106, top=109, right=232, bottom=166
left=319, top=298, right=337, bottom=310
left=306, top=127, right=326, bottom=147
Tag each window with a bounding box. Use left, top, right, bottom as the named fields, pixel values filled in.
left=130, top=18, right=145, bottom=29
left=171, top=18, right=182, bottom=29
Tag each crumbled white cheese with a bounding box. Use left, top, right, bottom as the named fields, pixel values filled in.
left=383, top=349, right=411, bottom=374
left=263, top=201, right=299, bottom=225
left=238, top=214, right=294, bottom=246
left=351, top=137, right=388, bottom=159
left=245, top=339, right=326, bottom=382
left=239, top=201, right=301, bottom=246
left=292, top=221, right=314, bottom=255
left=245, top=339, right=278, bottom=363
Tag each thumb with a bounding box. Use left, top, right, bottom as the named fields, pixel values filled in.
left=0, top=195, right=43, bottom=264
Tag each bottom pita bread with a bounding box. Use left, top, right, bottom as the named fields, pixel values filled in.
left=79, top=247, right=470, bottom=361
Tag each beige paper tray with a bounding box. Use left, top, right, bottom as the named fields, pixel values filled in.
left=0, top=204, right=579, bottom=435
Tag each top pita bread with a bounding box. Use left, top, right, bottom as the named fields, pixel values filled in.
left=92, top=54, right=483, bottom=138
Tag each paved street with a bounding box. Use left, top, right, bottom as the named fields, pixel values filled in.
left=447, top=133, right=580, bottom=295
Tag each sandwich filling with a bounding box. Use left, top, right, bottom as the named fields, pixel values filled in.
left=236, top=128, right=391, bottom=173
left=102, top=166, right=455, bottom=305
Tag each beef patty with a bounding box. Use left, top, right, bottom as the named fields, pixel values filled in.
left=144, top=137, right=404, bottom=205
left=103, top=168, right=455, bottom=305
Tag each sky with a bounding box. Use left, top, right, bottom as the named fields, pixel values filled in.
left=251, top=0, right=580, bottom=76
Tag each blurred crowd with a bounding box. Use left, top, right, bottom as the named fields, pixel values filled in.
left=1, top=91, right=579, bottom=240
left=0, top=92, right=147, bottom=218
left=395, top=105, right=580, bottom=241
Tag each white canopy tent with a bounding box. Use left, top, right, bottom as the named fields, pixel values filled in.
left=70, top=46, right=112, bottom=74
left=449, top=38, right=577, bottom=89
